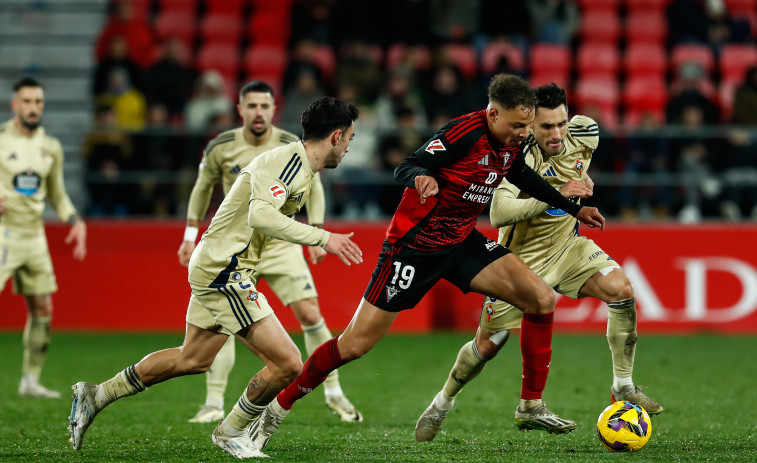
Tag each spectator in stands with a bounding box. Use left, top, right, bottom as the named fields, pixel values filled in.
left=374, top=67, right=427, bottom=133
left=282, top=39, right=327, bottom=95
left=82, top=104, right=133, bottom=217
left=95, top=0, right=154, bottom=68
left=732, top=66, right=757, bottom=126
left=671, top=105, right=720, bottom=222
left=280, top=69, right=326, bottom=135
left=666, top=62, right=719, bottom=125
left=429, top=0, right=482, bottom=44
left=619, top=112, right=672, bottom=220
left=147, top=38, right=196, bottom=122
left=424, top=64, right=473, bottom=130
left=667, top=0, right=711, bottom=44
left=184, top=71, right=233, bottom=130
left=92, top=35, right=145, bottom=98
left=289, top=0, right=336, bottom=46
left=335, top=40, right=382, bottom=105
left=96, top=67, right=147, bottom=131
left=527, top=0, right=580, bottom=45
left=480, top=0, right=532, bottom=51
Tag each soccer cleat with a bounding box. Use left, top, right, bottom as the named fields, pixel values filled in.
left=19, top=378, right=61, bottom=398
left=514, top=402, right=577, bottom=434
left=68, top=382, right=100, bottom=450
left=249, top=401, right=288, bottom=450
left=611, top=385, right=663, bottom=415
left=189, top=404, right=225, bottom=423
left=212, top=422, right=269, bottom=459
left=325, top=394, right=363, bottom=422
left=414, top=400, right=452, bottom=442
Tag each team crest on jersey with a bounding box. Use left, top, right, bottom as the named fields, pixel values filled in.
left=386, top=285, right=399, bottom=301
left=486, top=304, right=495, bottom=322
left=575, top=160, right=584, bottom=176
left=269, top=184, right=286, bottom=199
left=425, top=139, right=446, bottom=154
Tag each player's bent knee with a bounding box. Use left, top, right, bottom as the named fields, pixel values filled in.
left=273, top=356, right=303, bottom=384
left=531, top=286, right=556, bottom=314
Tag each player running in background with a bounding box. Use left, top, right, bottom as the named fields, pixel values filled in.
left=0, top=77, right=87, bottom=399
left=415, top=83, right=663, bottom=442
left=248, top=74, right=606, bottom=452
left=178, top=81, right=361, bottom=423
left=69, top=97, right=363, bottom=459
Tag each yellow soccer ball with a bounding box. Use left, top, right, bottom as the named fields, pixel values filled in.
left=597, top=401, right=652, bottom=452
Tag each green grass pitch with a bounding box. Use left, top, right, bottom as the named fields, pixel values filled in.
left=1, top=331, right=756, bottom=462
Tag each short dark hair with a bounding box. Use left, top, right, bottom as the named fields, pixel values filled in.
left=13, top=76, right=42, bottom=93
left=239, top=81, right=274, bottom=101
left=534, top=83, right=568, bottom=111
left=301, top=96, right=359, bottom=141
left=487, top=73, right=535, bottom=110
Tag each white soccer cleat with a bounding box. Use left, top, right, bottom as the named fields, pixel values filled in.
left=611, top=385, right=663, bottom=415
left=249, top=401, right=288, bottom=450
left=325, top=394, right=363, bottom=422
left=514, top=402, right=577, bottom=434
left=189, top=404, right=225, bottom=423
left=19, top=377, right=61, bottom=398
left=414, top=395, right=453, bottom=442
left=68, top=382, right=100, bottom=450
left=212, top=422, right=269, bottom=459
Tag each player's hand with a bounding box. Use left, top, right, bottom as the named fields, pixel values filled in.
left=584, top=174, right=595, bottom=192
left=65, top=220, right=87, bottom=260
left=414, top=175, right=439, bottom=204
left=0, top=197, right=5, bottom=215
left=560, top=179, right=593, bottom=198
left=307, top=245, right=327, bottom=265
left=178, top=240, right=196, bottom=267
left=324, top=232, right=363, bottom=266
left=576, top=206, right=605, bottom=230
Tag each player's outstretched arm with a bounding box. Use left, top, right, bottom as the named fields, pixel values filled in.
left=575, top=207, right=605, bottom=230
left=65, top=217, right=87, bottom=260
left=324, top=232, right=363, bottom=266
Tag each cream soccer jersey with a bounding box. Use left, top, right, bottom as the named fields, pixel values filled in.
left=496, top=115, right=599, bottom=264
left=0, top=119, right=77, bottom=232
left=188, top=142, right=329, bottom=289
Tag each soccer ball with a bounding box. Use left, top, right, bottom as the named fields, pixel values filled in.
left=596, top=401, right=652, bottom=452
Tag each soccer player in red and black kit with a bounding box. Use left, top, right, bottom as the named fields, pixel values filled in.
left=248, top=74, right=606, bottom=451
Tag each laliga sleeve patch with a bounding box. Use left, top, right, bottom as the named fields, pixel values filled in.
left=425, top=139, right=446, bottom=154
left=269, top=184, right=286, bottom=199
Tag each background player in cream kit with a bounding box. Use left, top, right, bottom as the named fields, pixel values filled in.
left=0, top=77, right=87, bottom=399
left=415, top=83, right=662, bottom=443
left=178, top=81, right=361, bottom=423
left=69, top=97, right=362, bottom=459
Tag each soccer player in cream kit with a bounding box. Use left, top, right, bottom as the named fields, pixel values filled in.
left=0, top=77, right=86, bottom=399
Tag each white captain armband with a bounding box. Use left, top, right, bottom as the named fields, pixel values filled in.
left=183, top=226, right=199, bottom=242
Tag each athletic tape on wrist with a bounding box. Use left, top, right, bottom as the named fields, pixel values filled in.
left=184, top=226, right=199, bottom=242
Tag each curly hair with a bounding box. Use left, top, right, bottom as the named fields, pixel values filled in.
left=487, top=73, right=536, bottom=110
left=534, top=83, right=568, bottom=110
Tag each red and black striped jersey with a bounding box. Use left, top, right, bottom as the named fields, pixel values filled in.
left=388, top=110, right=522, bottom=251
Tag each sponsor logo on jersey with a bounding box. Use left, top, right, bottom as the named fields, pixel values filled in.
left=13, top=170, right=41, bottom=196
left=484, top=239, right=498, bottom=251
left=269, top=184, right=286, bottom=199
left=425, top=139, right=446, bottom=154
left=589, top=250, right=607, bottom=261
left=478, top=154, right=489, bottom=166
left=386, top=285, right=399, bottom=301
left=545, top=207, right=568, bottom=217
left=543, top=166, right=558, bottom=178
left=575, top=159, right=584, bottom=176
left=463, top=183, right=496, bottom=204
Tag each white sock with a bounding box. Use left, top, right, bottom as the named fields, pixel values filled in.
left=205, top=398, right=224, bottom=410
left=324, top=384, right=344, bottom=400
left=433, top=391, right=455, bottom=410
left=613, top=376, right=634, bottom=391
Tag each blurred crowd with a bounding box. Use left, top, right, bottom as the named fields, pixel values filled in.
left=83, top=0, right=757, bottom=222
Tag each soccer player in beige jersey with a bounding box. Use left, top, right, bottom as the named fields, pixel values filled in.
left=415, top=83, right=663, bottom=441
left=69, top=97, right=363, bottom=459
left=0, top=77, right=87, bottom=399
left=177, top=81, right=361, bottom=424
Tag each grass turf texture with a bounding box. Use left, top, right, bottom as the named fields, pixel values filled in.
left=0, top=332, right=755, bottom=462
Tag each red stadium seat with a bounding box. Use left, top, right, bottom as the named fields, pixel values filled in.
left=158, top=0, right=198, bottom=15
left=624, top=11, right=668, bottom=45
left=624, top=43, right=667, bottom=79
left=575, top=0, right=620, bottom=11
left=243, top=45, right=288, bottom=81
left=196, top=42, right=241, bottom=82
left=386, top=43, right=432, bottom=73
left=623, top=76, right=668, bottom=113
left=154, top=11, right=196, bottom=48
left=200, top=13, right=242, bottom=46
left=482, top=41, right=526, bottom=75
left=573, top=77, right=620, bottom=129
left=529, top=43, right=570, bottom=77
left=720, top=44, right=757, bottom=81
left=205, top=0, right=246, bottom=15
left=248, top=11, right=291, bottom=47
left=528, top=72, right=570, bottom=90
left=576, top=43, right=620, bottom=78
left=580, top=11, right=621, bottom=44
left=129, top=0, right=152, bottom=20
left=670, top=44, right=715, bottom=75
left=623, top=0, right=670, bottom=12
left=442, top=44, right=477, bottom=80
left=725, top=0, right=757, bottom=34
